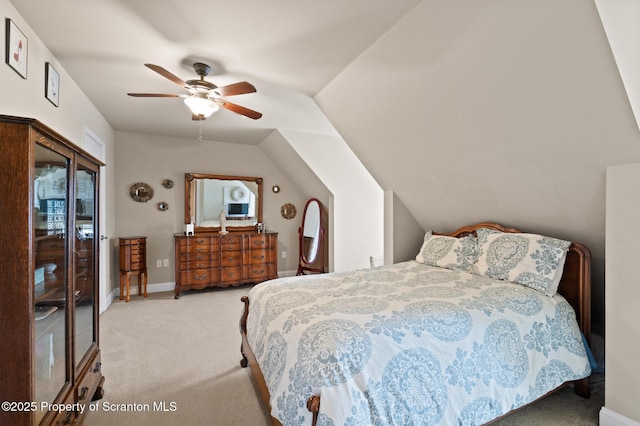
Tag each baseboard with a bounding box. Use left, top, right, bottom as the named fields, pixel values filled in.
left=600, top=407, right=640, bottom=426
left=109, top=274, right=295, bottom=301
left=115, top=281, right=175, bottom=298
left=99, top=291, right=114, bottom=315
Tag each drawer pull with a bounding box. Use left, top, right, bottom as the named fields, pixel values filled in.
left=195, top=247, right=205, bottom=252
left=93, top=361, right=102, bottom=372
left=253, top=255, right=265, bottom=260
left=196, top=255, right=205, bottom=260
left=195, top=239, right=206, bottom=244
left=63, top=411, right=74, bottom=424
left=254, top=240, right=265, bottom=245
left=79, top=386, right=89, bottom=401
left=253, top=269, right=265, bottom=274
left=227, top=272, right=235, bottom=277
left=193, top=274, right=207, bottom=280
left=227, top=257, right=234, bottom=261
left=196, top=263, right=206, bottom=268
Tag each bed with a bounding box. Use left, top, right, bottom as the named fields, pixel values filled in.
left=239, top=222, right=592, bottom=426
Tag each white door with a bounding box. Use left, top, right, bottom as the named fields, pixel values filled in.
left=83, top=128, right=110, bottom=314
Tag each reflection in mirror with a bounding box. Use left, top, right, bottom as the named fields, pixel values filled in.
left=297, top=198, right=326, bottom=275
left=302, top=201, right=321, bottom=263
left=185, top=173, right=263, bottom=233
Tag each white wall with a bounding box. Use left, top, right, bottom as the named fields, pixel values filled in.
left=0, top=1, right=113, bottom=149
left=604, top=163, right=640, bottom=424
left=315, top=0, right=640, bottom=333
left=277, top=129, right=384, bottom=272
left=113, top=131, right=307, bottom=284
left=0, top=0, right=116, bottom=308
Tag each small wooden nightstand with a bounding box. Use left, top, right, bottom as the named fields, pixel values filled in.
left=119, top=236, right=147, bottom=302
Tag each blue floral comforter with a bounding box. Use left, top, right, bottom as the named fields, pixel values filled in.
left=246, top=261, right=591, bottom=426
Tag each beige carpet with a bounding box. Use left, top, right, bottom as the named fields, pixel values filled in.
left=85, top=286, right=604, bottom=425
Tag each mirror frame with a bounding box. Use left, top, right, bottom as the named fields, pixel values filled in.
left=297, top=198, right=326, bottom=275
left=184, top=173, right=263, bottom=233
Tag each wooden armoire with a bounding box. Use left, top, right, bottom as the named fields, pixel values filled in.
left=0, top=115, right=105, bottom=425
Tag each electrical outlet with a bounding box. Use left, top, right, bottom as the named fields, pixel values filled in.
left=163, top=259, right=169, bottom=267
left=156, top=259, right=162, bottom=268
left=281, top=251, right=286, bottom=258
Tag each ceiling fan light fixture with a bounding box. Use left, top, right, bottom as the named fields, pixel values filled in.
left=184, top=95, right=219, bottom=118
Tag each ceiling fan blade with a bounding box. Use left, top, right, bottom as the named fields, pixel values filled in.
left=217, top=100, right=262, bottom=120
left=213, top=81, right=256, bottom=97
left=144, top=63, right=190, bottom=89
left=127, top=93, right=183, bottom=97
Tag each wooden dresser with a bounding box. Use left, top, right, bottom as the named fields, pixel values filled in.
left=174, top=232, right=278, bottom=298
left=119, top=237, right=147, bottom=302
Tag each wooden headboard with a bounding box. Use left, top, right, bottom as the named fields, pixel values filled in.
left=445, top=222, right=592, bottom=348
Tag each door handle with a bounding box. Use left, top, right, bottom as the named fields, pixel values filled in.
left=100, top=235, right=108, bottom=241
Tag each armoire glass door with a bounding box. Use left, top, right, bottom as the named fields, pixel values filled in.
left=74, top=158, right=99, bottom=369
left=33, top=143, right=70, bottom=424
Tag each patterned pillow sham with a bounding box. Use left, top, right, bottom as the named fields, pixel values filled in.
left=472, top=231, right=571, bottom=296
left=415, top=231, right=478, bottom=272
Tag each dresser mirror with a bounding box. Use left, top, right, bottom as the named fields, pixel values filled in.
left=185, top=173, right=263, bottom=233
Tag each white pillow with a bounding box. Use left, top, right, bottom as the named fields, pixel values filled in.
left=416, top=231, right=478, bottom=272
left=473, top=231, right=570, bottom=296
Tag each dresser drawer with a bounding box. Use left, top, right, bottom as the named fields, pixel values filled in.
left=249, top=264, right=271, bottom=280
left=180, top=252, right=210, bottom=262
left=249, top=249, right=268, bottom=264
left=180, top=268, right=220, bottom=285
left=220, top=266, right=242, bottom=282
left=182, top=244, right=211, bottom=254
left=220, top=235, right=243, bottom=251
left=249, top=234, right=270, bottom=248
left=76, top=355, right=103, bottom=405
left=180, top=236, right=213, bottom=246
left=220, top=251, right=242, bottom=266
left=50, top=390, right=77, bottom=426
left=179, top=254, right=219, bottom=268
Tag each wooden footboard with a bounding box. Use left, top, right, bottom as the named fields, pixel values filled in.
left=240, top=296, right=285, bottom=426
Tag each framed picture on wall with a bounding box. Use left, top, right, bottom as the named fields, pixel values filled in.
left=45, top=62, right=60, bottom=106
left=5, top=18, right=28, bottom=78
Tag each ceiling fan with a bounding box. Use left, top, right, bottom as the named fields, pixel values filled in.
left=127, top=63, right=262, bottom=121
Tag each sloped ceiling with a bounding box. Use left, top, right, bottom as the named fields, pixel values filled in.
left=9, top=0, right=421, bottom=144
left=314, top=0, right=640, bottom=329
left=317, top=0, right=640, bottom=255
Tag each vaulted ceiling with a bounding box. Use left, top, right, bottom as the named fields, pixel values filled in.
left=10, top=0, right=421, bottom=144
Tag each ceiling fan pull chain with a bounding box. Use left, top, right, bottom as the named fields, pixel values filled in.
left=198, top=121, right=203, bottom=142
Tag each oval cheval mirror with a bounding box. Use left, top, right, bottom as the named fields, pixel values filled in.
left=297, top=198, right=326, bottom=275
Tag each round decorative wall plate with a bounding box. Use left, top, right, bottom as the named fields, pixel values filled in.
left=162, top=179, right=174, bottom=189
left=129, top=182, right=154, bottom=202
left=281, top=203, right=297, bottom=219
